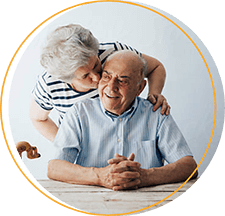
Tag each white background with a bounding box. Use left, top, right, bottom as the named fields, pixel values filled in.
left=6, top=0, right=224, bottom=180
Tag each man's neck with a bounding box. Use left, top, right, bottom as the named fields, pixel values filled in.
left=105, top=99, right=136, bottom=116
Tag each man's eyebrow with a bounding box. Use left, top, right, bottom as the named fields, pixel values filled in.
left=119, top=75, right=130, bottom=79
left=103, top=70, right=130, bottom=79
left=103, top=70, right=110, bottom=74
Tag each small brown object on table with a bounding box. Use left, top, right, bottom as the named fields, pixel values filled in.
left=16, top=141, right=41, bottom=159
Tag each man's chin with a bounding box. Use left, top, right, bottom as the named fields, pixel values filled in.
left=103, top=103, right=123, bottom=116
left=103, top=103, right=116, bottom=113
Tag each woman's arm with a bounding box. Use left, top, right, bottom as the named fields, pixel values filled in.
left=29, top=98, right=58, bottom=142
left=142, top=54, right=170, bottom=115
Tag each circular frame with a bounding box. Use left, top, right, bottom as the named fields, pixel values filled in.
left=0, top=0, right=217, bottom=216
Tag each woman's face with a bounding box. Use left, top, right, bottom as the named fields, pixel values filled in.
left=71, top=56, right=102, bottom=92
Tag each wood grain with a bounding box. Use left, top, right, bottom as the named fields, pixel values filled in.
left=38, top=179, right=197, bottom=214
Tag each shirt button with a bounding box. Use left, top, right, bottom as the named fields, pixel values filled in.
left=117, top=139, right=121, bottom=142
left=119, top=118, right=122, bottom=122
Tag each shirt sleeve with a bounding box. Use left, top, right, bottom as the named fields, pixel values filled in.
left=156, top=114, right=193, bottom=164
left=114, top=41, right=141, bottom=54
left=98, top=41, right=141, bottom=64
left=32, top=72, right=53, bottom=111
left=52, top=105, right=82, bottom=163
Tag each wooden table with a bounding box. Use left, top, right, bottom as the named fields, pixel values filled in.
left=38, top=179, right=197, bottom=214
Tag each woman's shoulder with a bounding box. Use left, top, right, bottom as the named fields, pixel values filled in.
left=36, top=71, right=70, bottom=91
left=34, top=71, right=70, bottom=98
left=37, top=71, right=63, bottom=84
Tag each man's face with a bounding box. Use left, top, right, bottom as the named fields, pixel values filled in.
left=99, top=55, right=146, bottom=115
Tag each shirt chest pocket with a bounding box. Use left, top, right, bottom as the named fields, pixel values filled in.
left=126, top=140, right=160, bottom=169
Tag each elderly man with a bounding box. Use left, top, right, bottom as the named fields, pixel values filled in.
left=48, top=50, right=198, bottom=190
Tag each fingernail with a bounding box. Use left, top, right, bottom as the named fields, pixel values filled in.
left=113, top=187, right=118, bottom=191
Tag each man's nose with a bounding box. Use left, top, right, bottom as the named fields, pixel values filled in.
left=107, top=78, right=119, bottom=92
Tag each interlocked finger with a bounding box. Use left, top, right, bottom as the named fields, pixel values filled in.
left=113, top=179, right=141, bottom=191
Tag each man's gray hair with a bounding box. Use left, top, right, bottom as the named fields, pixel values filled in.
left=40, top=24, right=99, bottom=82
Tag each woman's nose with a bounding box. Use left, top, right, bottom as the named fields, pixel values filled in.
left=91, top=71, right=100, bottom=82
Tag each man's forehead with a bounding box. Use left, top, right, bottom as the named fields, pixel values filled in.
left=103, top=58, right=139, bottom=77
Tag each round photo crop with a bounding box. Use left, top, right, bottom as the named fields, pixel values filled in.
left=1, top=1, right=224, bottom=215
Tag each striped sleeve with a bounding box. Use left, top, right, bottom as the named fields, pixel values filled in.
left=32, top=72, right=53, bottom=111
left=98, top=41, right=141, bottom=64
left=115, top=41, right=140, bottom=55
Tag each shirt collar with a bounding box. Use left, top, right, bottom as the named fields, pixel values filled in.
left=100, top=97, right=138, bottom=121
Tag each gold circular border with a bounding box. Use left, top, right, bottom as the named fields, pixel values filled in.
left=0, top=0, right=217, bottom=215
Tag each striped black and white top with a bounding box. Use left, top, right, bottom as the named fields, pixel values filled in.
left=32, top=41, right=141, bottom=124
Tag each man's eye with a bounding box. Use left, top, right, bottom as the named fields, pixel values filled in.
left=118, top=80, right=128, bottom=85
left=103, top=75, right=109, bottom=79
left=102, top=73, right=110, bottom=80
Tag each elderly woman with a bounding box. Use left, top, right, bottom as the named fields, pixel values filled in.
left=30, top=24, right=170, bottom=142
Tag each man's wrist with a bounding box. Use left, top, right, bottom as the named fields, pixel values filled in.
left=139, top=168, right=155, bottom=187
left=147, top=92, right=161, bottom=97
left=91, top=167, right=102, bottom=186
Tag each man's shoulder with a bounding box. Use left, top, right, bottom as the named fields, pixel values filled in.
left=137, top=97, right=167, bottom=118
left=137, top=97, right=154, bottom=110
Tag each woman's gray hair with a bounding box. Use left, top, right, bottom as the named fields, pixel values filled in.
left=40, top=24, right=99, bottom=82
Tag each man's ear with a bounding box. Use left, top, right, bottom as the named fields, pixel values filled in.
left=137, top=79, right=147, bottom=96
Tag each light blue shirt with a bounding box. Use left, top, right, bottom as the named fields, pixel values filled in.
left=53, top=97, right=193, bottom=169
